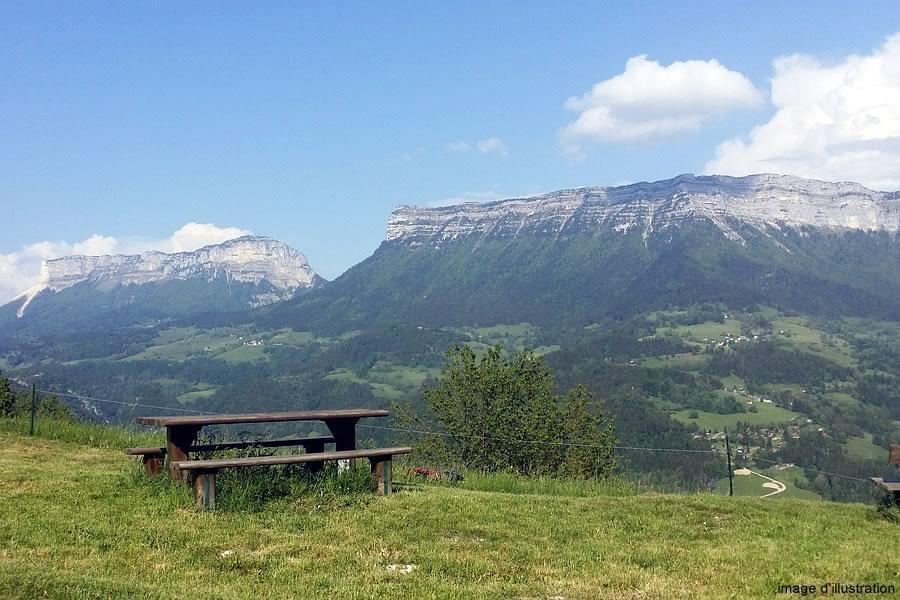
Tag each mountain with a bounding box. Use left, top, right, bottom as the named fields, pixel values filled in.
left=266, top=173, right=900, bottom=332
left=0, top=235, right=324, bottom=334
left=3, top=174, right=898, bottom=499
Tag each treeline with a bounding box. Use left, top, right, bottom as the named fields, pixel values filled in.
left=705, top=342, right=851, bottom=386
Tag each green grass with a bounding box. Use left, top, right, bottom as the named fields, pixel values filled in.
left=323, top=368, right=366, bottom=384
left=1, top=429, right=898, bottom=599
left=719, top=375, right=746, bottom=391
left=123, top=326, right=252, bottom=362
left=269, top=329, right=319, bottom=346
left=176, top=386, right=218, bottom=404
left=217, top=345, right=270, bottom=364
left=323, top=367, right=410, bottom=401
left=638, top=353, right=706, bottom=369
left=673, top=403, right=802, bottom=430
left=772, top=317, right=857, bottom=368
left=716, top=466, right=821, bottom=501
left=367, top=361, right=439, bottom=389
left=657, top=319, right=742, bottom=343
left=0, top=416, right=162, bottom=449
left=845, top=433, right=885, bottom=461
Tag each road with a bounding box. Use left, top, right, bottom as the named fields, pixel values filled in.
left=751, top=470, right=786, bottom=498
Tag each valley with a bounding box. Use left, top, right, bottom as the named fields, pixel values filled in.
left=2, top=174, right=899, bottom=503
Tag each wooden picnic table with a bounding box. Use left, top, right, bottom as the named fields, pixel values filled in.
left=136, top=409, right=389, bottom=479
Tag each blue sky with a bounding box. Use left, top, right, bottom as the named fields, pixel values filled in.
left=2, top=2, right=900, bottom=293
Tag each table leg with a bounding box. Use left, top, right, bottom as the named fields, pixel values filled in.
left=301, top=439, right=325, bottom=473
left=193, top=470, right=216, bottom=510
left=325, top=418, right=358, bottom=472
left=167, top=425, right=200, bottom=481
left=370, top=457, right=392, bottom=496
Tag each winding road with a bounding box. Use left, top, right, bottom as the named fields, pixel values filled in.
left=733, top=467, right=787, bottom=498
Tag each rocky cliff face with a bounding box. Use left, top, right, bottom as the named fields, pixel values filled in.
left=16, top=236, right=322, bottom=316
left=387, top=174, right=900, bottom=246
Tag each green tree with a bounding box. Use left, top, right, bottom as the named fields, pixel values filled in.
left=423, top=344, right=616, bottom=477
left=560, top=384, right=617, bottom=479
left=0, top=374, right=14, bottom=417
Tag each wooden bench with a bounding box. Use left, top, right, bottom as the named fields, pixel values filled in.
left=125, top=435, right=336, bottom=476
left=172, top=446, right=412, bottom=509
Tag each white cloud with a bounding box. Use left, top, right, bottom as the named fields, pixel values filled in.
left=0, top=223, right=249, bottom=302
left=560, top=55, right=763, bottom=154
left=706, top=34, right=900, bottom=190
left=475, top=137, right=509, bottom=155
left=446, top=141, right=472, bottom=152
left=445, top=137, right=509, bottom=156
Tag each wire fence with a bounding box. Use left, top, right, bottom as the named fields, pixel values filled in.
left=4, top=381, right=878, bottom=487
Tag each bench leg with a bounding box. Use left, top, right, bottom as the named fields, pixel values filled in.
left=370, top=458, right=393, bottom=496
left=326, top=418, right=358, bottom=473
left=143, top=455, right=163, bottom=477
left=301, top=440, right=325, bottom=473
left=193, top=470, right=217, bottom=510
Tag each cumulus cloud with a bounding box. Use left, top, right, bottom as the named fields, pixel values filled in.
left=706, top=34, right=900, bottom=190
left=560, top=55, right=763, bottom=155
left=446, top=137, right=509, bottom=156
left=0, top=223, right=249, bottom=302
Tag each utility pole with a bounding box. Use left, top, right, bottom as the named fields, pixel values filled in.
left=29, top=383, right=37, bottom=436
left=724, top=426, right=734, bottom=497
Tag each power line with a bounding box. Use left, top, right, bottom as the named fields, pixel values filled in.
left=5, top=380, right=874, bottom=483
left=7, top=382, right=216, bottom=415
left=359, top=423, right=718, bottom=453
left=752, top=456, right=869, bottom=483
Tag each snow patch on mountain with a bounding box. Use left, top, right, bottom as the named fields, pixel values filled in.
left=386, top=174, right=900, bottom=246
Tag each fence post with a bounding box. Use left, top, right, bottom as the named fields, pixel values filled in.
left=724, top=426, right=733, bottom=497
left=29, top=383, right=37, bottom=436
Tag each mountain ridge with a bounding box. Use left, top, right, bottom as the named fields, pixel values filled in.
left=12, top=235, right=324, bottom=317
left=387, top=173, right=900, bottom=247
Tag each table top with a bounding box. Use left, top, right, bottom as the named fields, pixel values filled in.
left=136, top=409, right=389, bottom=428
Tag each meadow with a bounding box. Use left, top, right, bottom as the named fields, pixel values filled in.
left=0, top=420, right=897, bottom=599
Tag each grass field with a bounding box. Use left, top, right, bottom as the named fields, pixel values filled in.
left=655, top=319, right=743, bottom=343
left=1, top=426, right=898, bottom=599
left=638, top=353, right=706, bottom=370
left=845, top=433, right=886, bottom=461
left=716, top=466, right=821, bottom=501
left=771, top=317, right=857, bottom=368
left=673, top=403, right=802, bottom=430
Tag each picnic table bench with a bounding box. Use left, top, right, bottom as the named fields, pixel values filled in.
left=132, top=408, right=410, bottom=508
left=125, top=435, right=336, bottom=476
left=175, top=446, right=412, bottom=509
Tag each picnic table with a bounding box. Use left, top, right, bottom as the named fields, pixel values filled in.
left=135, top=409, right=389, bottom=480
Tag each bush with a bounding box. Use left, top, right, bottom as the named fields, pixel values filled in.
left=421, top=345, right=616, bottom=478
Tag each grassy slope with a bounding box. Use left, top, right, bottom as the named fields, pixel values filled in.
left=1, top=431, right=898, bottom=599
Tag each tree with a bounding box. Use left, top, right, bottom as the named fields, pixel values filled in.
left=0, top=377, right=16, bottom=417
left=422, top=344, right=617, bottom=478
left=0, top=374, right=14, bottom=417
left=560, top=384, right=616, bottom=478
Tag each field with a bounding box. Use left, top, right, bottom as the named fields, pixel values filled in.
left=654, top=319, right=742, bottom=343
left=1, top=426, right=898, bottom=599
left=771, top=317, right=857, bottom=368
left=716, top=466, right=821, bottom=501
left=845, top=433, right=885, bottom=461
left=673, top=402, right=802, bottom=430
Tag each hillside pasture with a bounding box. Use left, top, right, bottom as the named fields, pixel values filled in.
left=1, top=430, right=897, bottom=599
left=673, top=403, right=802, bottom=430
